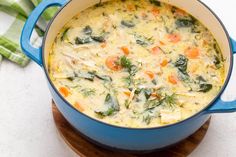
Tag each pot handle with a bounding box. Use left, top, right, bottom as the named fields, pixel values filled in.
left=20, top=0, right=67, bottom=66
left=206, top=38, right=236, bottom=113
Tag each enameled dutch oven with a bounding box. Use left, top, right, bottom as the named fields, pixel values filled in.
left=21, top=0, right=236, bottom=152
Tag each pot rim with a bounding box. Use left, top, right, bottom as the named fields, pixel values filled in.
left=42, top=0, right=233, bottom=130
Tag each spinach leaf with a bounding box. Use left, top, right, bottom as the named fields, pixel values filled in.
left=174, top=55, right=189, bottom=75
left=121, top=20, right=135, bottom=28
left=176, top=18, right=195, bottom=28
left=152, top=79, right=157, bottom=85
left=91, top=36, right=106, bottom=43
left=213, top=55, right=220, bottom=65
left=196, top=76, right=206, bottom=83
left=214, top=42, right=221, bottom=55
left=136, top=39, right=148, bottom=46
left=143, top=114, right=152, bottom=125
left=198, top=84, right=212, bottom=93
left=95, top=74, right=112, bottom=82
left=135, top=34, right=154, bottom=46
left=129, top=65, right=138, bottom=76
left=83, top=25, right=93, bottom=35
left=143, top=88, right=152, bottom=100
left=95, top=94, right=120, bottom=117
left=81, top=88, right=96, bottom=97
left=213, top=55, right=222, bottom=69
left=76, top=72, right=95, bottom=81
left=124, top=99, right=131, bottom=109
left=134, top=88, right=142, bottom=95
left=61, top=27, right=70, bottom=41
left=145, top=94, right=177, bottom=110
left=95, top=0, right=103, bottom=7
left=75, top=37, right=92, bottom=45
left=95, top=108, right=116, bottom=117
left=145, top=99, right=162, bottom=110
left=178, top=71, right=190, bottom=82
left=149, top=0, right=161, bottom=6
left=75, top=71, right=112, bottom=82
left=195, top=76, right=212, bottom=92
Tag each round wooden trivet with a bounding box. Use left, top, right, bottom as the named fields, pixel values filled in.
left=52, top=102, right=210, bottom=157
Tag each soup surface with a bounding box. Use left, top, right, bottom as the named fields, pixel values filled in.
left=49, top=0, right=225, bottom=128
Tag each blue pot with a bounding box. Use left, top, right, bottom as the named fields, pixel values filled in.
left=20, top=0, right=236, bottom=152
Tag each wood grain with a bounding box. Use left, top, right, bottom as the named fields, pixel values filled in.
left=52, top=102, right=210, bottom=157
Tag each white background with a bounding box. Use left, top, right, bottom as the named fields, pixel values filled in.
left=1, top=1, right=236, bottom=157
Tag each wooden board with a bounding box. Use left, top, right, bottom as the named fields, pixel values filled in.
left=52, top=102, right=210, bottom=157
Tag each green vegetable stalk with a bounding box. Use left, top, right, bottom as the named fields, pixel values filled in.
left=0, top=54, right=2, bottom=63
left=30, top=0, right=58, bottom=21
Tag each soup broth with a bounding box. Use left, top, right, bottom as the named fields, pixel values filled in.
left=48, top=0, right=225, bottom=128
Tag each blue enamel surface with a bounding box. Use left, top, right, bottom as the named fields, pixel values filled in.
left=206, top=98, right=236, bottom=113
left=21, top=0, right=236, bottom=151
left=20, top=0, right=67, bottom=66
left=231, top=38, right=236, bottom=54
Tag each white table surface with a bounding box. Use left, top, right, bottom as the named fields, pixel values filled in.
left=1, top=1, right=236, bottom=157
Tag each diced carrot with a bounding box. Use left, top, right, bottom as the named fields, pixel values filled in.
left=209, top=64, right=217, bottom=70
left=168, top=75, right=178, bottom=85
left=145, top=71, right=155, bottom=80
left=100, top=42, right=107, bottom=48
left=59, top=87, right=70, bottom=97
left=151, top=93, right=158, bottom=97
left=152, top=46, right=161, bottom=55
left=151, top=93, right=157, bottom=97
left=151, top=93, right=161, bottom=99
left=105, top=56, right=122, bottom=71
left=127, top=4, right=135, bottom=11
left=141, top=12, right=148, bottom=19
left=121, top=46, right=130, bottom=56
left=174, top=8, right=187, bottom=16
left=202, top=40, right=208, bottom=46
left=159, top=41, right=166, bottom=46
left=151, top=7, right=159, bottom=17
left=167, top=34, right=181, bottom=43
left=124, top=91, right=131, bottom=97
left=74, top=102, right=84, bottom=112
left=160, top=59, right=168, bottom=67
left=185, top=47, right=199, bottom=59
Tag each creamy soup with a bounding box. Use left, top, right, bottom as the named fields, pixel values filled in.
left=48, top=0, right=225, bottom=128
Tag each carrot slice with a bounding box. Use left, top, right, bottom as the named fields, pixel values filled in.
left=167, top=34, right=181, bottom=43
left=185, top=47, right=199, bottom=59
left=127, top=4, right=135, bottom=11
left=151, top=7, right=159, bottom=17
left=100, top=42, right=107, bottom=48
left=105, top=56, right=122, bottom=71
left=151, top=93, right=161, bottom=99
left=141, top=12, right=148, bottom=19
left=59, top=87, right=70, bottom=97
left=160, top=59, right=168, bottom=67
left=152, top=46, right=161, bottom=55
left=174, top=8, right=187, bottom=16
left=159, top=41, right=166, bottom=46
left=74, top=102, right=84, bottom=112
left=145, top=71, right=155, bottom=80
left=121, top=46, right=130, bottom=56
left=124, top=91, right=131, bottom=97
left=168, top=75, right=178, bottom=84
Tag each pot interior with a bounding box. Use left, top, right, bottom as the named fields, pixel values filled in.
left=43, top=0, right=232, bottom=108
